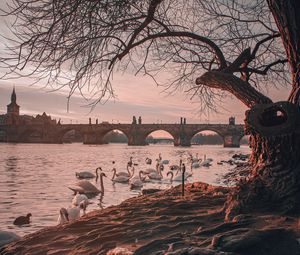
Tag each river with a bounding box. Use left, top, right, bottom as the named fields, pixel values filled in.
left=0, top=143, right=250, bottom=236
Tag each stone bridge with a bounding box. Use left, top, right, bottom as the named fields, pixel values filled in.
left=0, top=122, right=245, bottom=147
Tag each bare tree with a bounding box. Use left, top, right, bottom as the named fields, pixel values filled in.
left=1, top=0, right=300, bottom=217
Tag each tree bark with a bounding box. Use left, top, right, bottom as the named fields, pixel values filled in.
left=196, top=71, right=273, bottom=108
left=267, top=0, right=300, bottom=104
left=225, top=102, right=300, bottom=220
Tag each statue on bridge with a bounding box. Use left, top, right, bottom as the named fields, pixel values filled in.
left=138, top=116, right=142, bottom=124
left=229, top=117, right=235, bottom=125
left=132, top=116, right=137, bottom=124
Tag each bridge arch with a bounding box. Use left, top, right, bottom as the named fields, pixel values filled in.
left=18, top=128, right=43, bottom=143
left=101, top=129, right=128, bottom=144
left=145, top=130, right=175, bottom=145
left=191, top=130, right=224, bottom=145
left=59, top=128, right=84, bottom=143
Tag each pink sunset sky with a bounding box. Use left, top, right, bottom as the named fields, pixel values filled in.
left=0, top=71, right=290, bottom=125
left=0, top=1, right=291, bottom=130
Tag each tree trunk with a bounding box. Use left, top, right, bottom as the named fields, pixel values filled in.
left=267, top=0, right=300, bottom=104
left=224, top=1, right=300, bottom=219
left=195, top=0, right=300, bottom=219
left=225, top=101, right=300, bottom=220
left=197, top=69, right=300, bottom=218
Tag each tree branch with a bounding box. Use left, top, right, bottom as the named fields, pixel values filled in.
left=196, top=71, right=273, bottom=108
left=238, top=59, right=288, bottom=75
left=251, top=33, right=281, bottom=59
left=224, top=48, right=251, bottom=73
left=114, top=31, right=227, bottom=69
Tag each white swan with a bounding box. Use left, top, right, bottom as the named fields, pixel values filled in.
left=169, top=164, right=180, bottom=171
left=145, top=157, right=152, bottom=165
left=191, top=161, right=201, bottom=169
left=167, top=171, right=190, bottom=182
left=75, top=167, right=102, bottom=179
left=144, top=168, right=157, bottom=174
left=167, top=171, right=174, bottom=182
left=130, top=171, right=146, bottom=189
left=68, top=173, right=106, bottom=195
left=158, top=163, right=164, bottom=171
left=57, top=202, right=86, bottom=224
left=72, top=193, right=89, bottom=213
left=147, top=165, right=163, bottom=180
left=115, top=165, right=132, bottom=177
left=200, top=158, right=213, bottom=167
left=112, top=168, right=133, bottom=183
left=170, top=159, right=183, bottom=171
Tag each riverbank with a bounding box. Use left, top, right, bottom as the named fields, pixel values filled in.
left=1, top=181, right=300, bottom=255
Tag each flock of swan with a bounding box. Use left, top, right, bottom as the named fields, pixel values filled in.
left=11, top=153, right=213, bottom=228
left=55, top=153, right=212, bottom=223
left=1, top=152, right=250, bottom=249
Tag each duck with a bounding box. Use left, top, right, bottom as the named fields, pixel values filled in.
left=13, top=213, right=32, bottom=226
left=130, top=171, right=146, bottom=189
left=68, top=173, right=106, bottom=195
left=75, top=167, right=102, bottom=179
left=112, top=168, right=134, bottom=183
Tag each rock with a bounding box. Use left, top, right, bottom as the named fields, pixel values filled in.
left=142, top=189, right=162, bottom=195
left=166, top=247, right=235, bottom=255
left=106, top=247, right=133, bottom=255
left=0, top=231, right=20, bottom=248
left=231, top=214, right=253, bottom=223
left=212, top=228, right=300, bottom=255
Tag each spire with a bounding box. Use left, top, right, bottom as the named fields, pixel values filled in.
left=11, top=87, right=16, bottom=104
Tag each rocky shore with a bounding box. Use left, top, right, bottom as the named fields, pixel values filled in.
left=1, top=181, right=300, bottom=255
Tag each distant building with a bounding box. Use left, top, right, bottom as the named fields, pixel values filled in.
left=0, top=88, right=56, bottom=125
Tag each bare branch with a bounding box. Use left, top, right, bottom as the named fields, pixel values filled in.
left=196, top=71, right=273, bottom=108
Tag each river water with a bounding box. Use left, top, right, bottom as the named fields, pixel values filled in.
left=0, top=143, right=250, bottom=237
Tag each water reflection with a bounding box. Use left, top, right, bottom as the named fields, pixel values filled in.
left=5, top=156, right=18, bottom=171
left=0, top=143, right=250, bottom=237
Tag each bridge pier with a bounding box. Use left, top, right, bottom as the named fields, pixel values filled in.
left=174, top=130, right=191, bottom=147
left=128, top=134, right=147, bottom=146
left=126, top=125, right=147, bottom=146
left=223, top=135, right=241, bottom=147
left=83, top=133, right=106, bottom=144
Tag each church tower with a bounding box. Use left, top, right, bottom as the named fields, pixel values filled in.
left=7, top=87, right=20, bottom=117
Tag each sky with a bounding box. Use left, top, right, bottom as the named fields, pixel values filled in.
left=0, top=1, right=291, bottom=129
